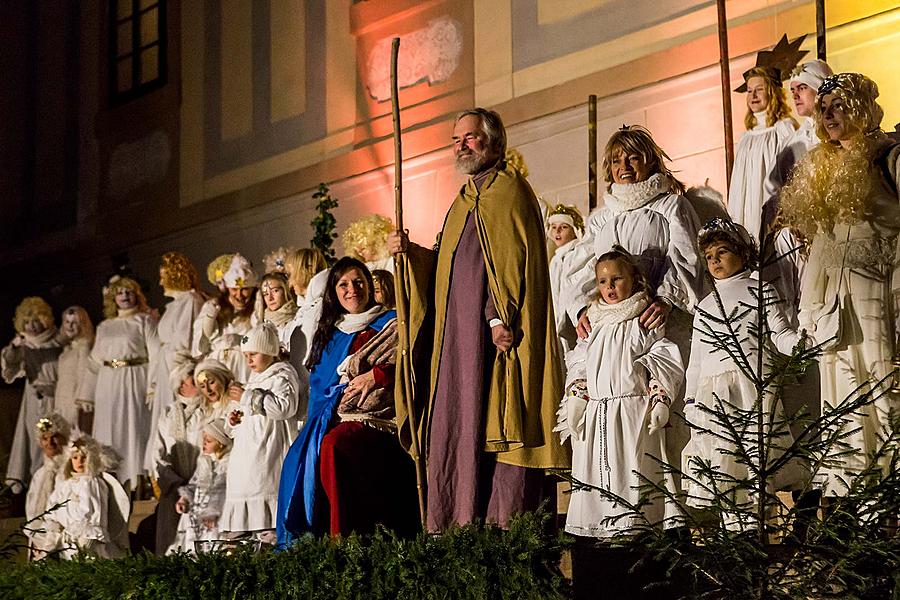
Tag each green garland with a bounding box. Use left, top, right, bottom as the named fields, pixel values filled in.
left=310, top=183, right=339, bottom=266
left=0, top=513, right=568, bottom=600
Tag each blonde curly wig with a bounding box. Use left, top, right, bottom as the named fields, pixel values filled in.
left=13, top=297, right=55, bottom=334
left=102, top=276, right=149, bottom=320
left=505, top=148, right=529, bottom=178
left=160, top=251, right=201, bottom=292
left=814, top=73, right=884, bottom=142
left=342, top=215, right=393, bottom=262
left=780, top=73, right=887, bottom=237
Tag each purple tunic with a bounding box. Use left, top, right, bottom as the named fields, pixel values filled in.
left=427, top=180, right=543, bottom=531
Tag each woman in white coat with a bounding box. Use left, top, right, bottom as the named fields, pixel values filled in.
left=91, top=276, right=158, bottom=489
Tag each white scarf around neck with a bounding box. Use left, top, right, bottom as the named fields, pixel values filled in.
left=605, top=173, right=670, bottom=214
left=586, top=290, right=649, bottom=329
left=22, top=327, right=58, bottom=347
left=336, top=305, right=388, bottom=334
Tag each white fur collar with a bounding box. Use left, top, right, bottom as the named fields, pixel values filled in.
left=605, top=173, right=669, bottom=213
left=336, top=305, right=388, bottom=334
left=587, top=291, right=649, bottom=329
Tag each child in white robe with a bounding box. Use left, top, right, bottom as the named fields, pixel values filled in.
left=25, top=413, right=70, bottom=559
left=557, top=247, right=684, bottom=538
left=41, top=436, right=128, bottom=560
left=220, top=322, right=301, bottom=542
left=683, top=218, right=804, bottom=529
left=171, top=419, right=231, bottom=554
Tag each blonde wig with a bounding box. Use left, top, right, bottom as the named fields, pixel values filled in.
left=602, top=126, right=686, bottom=195
left=62, top=435, right=120, bottom=479
left=285, top=248, right=327, bottom=296
left=102, top=276, right=149, bottom=320
left=780, top=73, right=887, bottom=237
left=13, top=297, right=55, bottom=334
left=743, top=67, right=796, bottom=130
left=342, top=215, right=393, bottom=262
left=505, top=148, right=529, bottom=178
left=160, top=251, right=201, bottom=292
left=813, top=73, right=884, bottom=143
left=61, top=306, right=95, bottom=345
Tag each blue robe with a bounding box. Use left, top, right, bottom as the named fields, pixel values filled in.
left=276, top=309, right=395, bottom=546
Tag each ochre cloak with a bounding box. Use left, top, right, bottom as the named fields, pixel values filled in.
left=395, top=163, right=569, bottom=470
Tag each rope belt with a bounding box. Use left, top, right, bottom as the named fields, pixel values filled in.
left=102, top=357, right=149, bottom=368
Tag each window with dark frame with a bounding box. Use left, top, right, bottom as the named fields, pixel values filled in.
left=109, top=0, right=167, bottom=104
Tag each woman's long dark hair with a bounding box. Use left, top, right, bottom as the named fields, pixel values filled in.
left=305, top=257, right=376, bottom=371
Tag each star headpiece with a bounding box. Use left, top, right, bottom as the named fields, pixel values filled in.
left=735, top=34, right=808, bottom=92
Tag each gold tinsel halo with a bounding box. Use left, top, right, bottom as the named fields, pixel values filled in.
left=505, top=148, right=529, bottom=178
left=779, top=139, right=873, bottom=236
left=342, top=214, right=393, bottom=261
left=546, top=203, right=585, bottom=234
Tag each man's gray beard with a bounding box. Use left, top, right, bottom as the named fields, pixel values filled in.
left=455, top=152, right=493, bottom=175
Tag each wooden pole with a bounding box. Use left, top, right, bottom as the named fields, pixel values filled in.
left=588, top=95, right=598, bottom=212
left=390, top=37, right=427, bottom=527
left=716, top=0, right=735, bottom=191
left=816, top=0, right=827, bottom=61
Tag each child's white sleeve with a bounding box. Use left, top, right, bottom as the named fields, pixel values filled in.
left=65, top=477, right=109, bottom=543
left=683, top=311, right=704, bottom=401
left=764, top=282, right=804, bottom=355
left=243, top=369, right=299, bottom=420
left=634, top=327, right=685, bottom=400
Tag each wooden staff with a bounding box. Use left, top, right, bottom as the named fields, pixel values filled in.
left=716, top=0, right=735, bottom=190
left=390, top=36, right=427, bottom=526
left=816, top=0, right=827, bottom=61
left=588, top=95, right=598, bottom=211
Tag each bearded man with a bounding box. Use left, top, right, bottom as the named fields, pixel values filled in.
left=389, top=108, right=568, bottom=531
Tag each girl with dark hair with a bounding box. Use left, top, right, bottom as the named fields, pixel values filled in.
left=277, top=258, right=417, bottom=544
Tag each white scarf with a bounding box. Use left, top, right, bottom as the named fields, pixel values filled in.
left=335, top=305, right=388, bottom=334
left=117, top=306, right=139, bottom=318
left=604, top=173, right=669, bottom=214
left=586, top=291, right=649, bottom=329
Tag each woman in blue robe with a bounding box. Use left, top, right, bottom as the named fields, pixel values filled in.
left=277, top=258, right=415, bottom=545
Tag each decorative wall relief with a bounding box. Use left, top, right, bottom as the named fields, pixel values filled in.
left=107, top=130, right=171, bottom=199
left=365, top=16, right=463, bottom=102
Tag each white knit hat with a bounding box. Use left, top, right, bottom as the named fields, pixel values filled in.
left=202, top=418, right=232, bottom=451
left=222, top=253, right=258, bottom=288
left=240, top=321, right=280, bottom=356
left=791, top=59, right=833, bottom=92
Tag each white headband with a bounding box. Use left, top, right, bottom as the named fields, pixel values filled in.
left=546, top=214, right=581, bottom=239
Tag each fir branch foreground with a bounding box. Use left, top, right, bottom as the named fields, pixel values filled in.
left=0, top=513, right=568, bottom=600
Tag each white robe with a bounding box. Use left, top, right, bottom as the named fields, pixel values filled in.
left=2, top=330, right=61, bottom=489
left=43, top=475, right=113, bottom=559
left=91, top=310, right=158, bottom=486
left=220, top=360, right=300, bottom=533
left=145, top=289, right=205, bottom=471
left=170, top=453, right=229, bottom=554
left=25, top=454, right=65, bottom=558
left=549, top=238, right=579, bottom=357
left=727, top=115, right=796, bottom=240
left=192, top=299, right=252, bottom=384
left=683, top=270, right=802, bottom=522
left=559, top=296, right=684, bottom=538
left=55, top=338, right=96, bottom=430
left=798, top=146, right=900, bottom=496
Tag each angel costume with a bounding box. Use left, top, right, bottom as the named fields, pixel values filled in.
left=25, top=453, right=66, bottom=556
left=171, top=453, right=229, bottom=554
left=559, top=291, right=684, bottom=538
left=220, top=361, right=301, bottom=535
left=91, top=308, right=158, bottom=485
left=55, top=338, right=96, bottom=432
left=727, top=115, right=796, bottom=240
left=549, top=238, right=579, bottom=356
left=145, top=288, right=205, bottom=471
left=683, top=269, right=802, bottom=522
left=2, top=330, right=62, bottom=488
left=192, top=300, right=252, bottom=385
left=42, top=472, right=129, bottom=559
